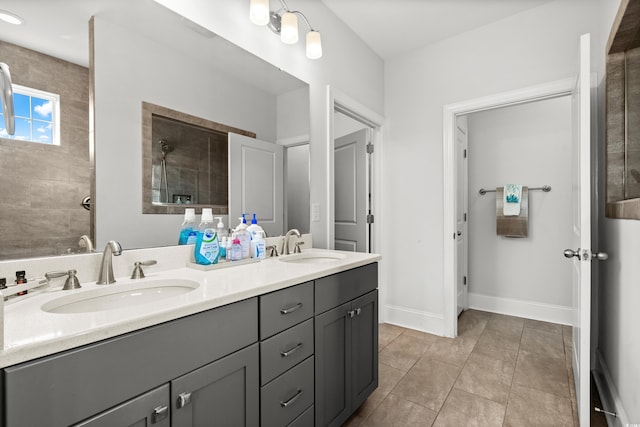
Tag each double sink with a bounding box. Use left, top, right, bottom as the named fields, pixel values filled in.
left=39, top=251, right=346, bottom=315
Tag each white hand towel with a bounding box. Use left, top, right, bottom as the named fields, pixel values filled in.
left=503, top=184, right=522, bottom=216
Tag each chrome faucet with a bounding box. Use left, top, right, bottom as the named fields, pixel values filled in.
left=78, top=234, right=94, bottom=253
left=281, top=229, right=301, bottom=255
left=96, top=240, right=122, bottom=284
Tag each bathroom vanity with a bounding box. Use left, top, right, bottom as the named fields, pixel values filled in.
left=0, top=250, right=379, bottom=427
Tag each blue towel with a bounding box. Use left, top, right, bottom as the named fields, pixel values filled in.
left=503, top=184, right=522, bottom=216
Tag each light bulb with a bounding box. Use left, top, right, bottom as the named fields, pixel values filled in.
left=306, top=31, right=322, bottom=59
left=280, top=12, right=298, bottom=44
left=249, top=0, right=269, bottom=26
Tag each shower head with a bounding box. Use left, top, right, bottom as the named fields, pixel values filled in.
left=158, top=139, right=174, bottom=159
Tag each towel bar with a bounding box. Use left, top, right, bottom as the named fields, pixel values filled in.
left=478, top=185, right=551, bottom=195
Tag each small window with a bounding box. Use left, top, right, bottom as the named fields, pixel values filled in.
left=0, top=84, right=60, bottom=146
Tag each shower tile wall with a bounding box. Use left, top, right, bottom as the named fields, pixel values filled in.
left=0, top=41, right=90, bottom=260
left=151, top=116, right=228, bottom=206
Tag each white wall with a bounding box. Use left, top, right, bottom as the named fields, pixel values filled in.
left=383, top=0, right=601, bottom=333
left=93, top=17, right=278, bottom=249
left=277, top=87, right=309, bottom=143
left=595, top=0, right=640, bottom=423
left=466, top=97, right=573, bottom=323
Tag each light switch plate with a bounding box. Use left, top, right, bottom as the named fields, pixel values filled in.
left=311, top=203, right=320, bottom=222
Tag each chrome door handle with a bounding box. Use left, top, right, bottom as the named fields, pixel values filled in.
left=280, top=342, right=303, bottom=357
left=563, top=249, right=580, bottom=259
left=176, top=392, right=192, bottom=409
left=151, top=405, right=169, bottom=423
left=280, top=302, right=302, bottom=315
left=280, top=389, right=302, bottom=408
left=592, top=251, right=608, bottom=261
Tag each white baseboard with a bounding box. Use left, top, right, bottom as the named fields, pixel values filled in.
left=383, top=304, right=445, bottom=336
left=594, top=349, right=629, bottom=427
left=468, top=292, right=572, bottom=325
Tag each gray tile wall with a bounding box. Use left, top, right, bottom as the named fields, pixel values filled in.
left=0, top=41, right=90, bottom=260
left=151, top=116, right=228, bottom=206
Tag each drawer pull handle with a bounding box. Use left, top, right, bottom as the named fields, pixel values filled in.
left=280, top=389, right=303, bottom=408
left=355, top=307, right=362, bottom=316
left=281, top=342, right=303, bottom=357
left=176, top=392, right=192, bottom=409
left=151, top=405, right=169, bottom=423
left=280, top=302, right=302, bottom=315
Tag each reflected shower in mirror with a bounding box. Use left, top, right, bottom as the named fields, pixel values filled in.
left=142, top=102, right=256, bottom=216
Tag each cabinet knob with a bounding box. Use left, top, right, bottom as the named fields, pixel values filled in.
left=176, top=392, right=192, bottom=409
left=151, top=405, right=169, bottom=423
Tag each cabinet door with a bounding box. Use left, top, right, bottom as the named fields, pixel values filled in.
left=171, top=343, right=259, bottom=427
left=314, top=301, right=352, bottom=427
left=74, top=384, right=170, bottom=427
left=351, top=290, right=378, bottom=409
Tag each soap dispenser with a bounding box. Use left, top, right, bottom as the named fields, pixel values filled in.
left=232, top=215, right=251, bottom=259
left=178, top=208, right=197, bottom=245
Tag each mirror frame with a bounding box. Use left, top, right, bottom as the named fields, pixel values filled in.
left=605, top=0, right=640, bottom=219
left=141, top=101, right=255, bottom=214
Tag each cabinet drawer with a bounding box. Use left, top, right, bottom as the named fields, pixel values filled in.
left=315, top=263, right=378, bottom=314
left=288, top=404, right=314, bottom=427
left=260, top=281, right=313, bottom=339
left=260, top=318, right=314, bottom=385
left=261, top=356, right=314, bottom=426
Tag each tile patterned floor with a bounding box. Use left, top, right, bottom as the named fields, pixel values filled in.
left=344, top=310, right=608, bottom=427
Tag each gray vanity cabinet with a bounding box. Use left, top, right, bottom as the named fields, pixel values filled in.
left=74, top=384, right=171, bottom=427
left=314, top=263, right=379, bottom=427
left=1, top=298, right=258, bottom=427
left=171, top=343, right=259, bottom=427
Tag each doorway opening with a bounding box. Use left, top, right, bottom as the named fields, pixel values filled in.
left=327, top=86, right=384, bottom=255
left=442, top=78, right=575, bottom=338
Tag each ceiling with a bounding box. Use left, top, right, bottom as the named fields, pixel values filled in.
left=0, top=0, right=556, bottom=66
left=319, top=0, right=556, bottom=60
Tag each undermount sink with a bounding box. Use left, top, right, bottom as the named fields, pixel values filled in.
left=41, top=279, right=200, bottom=314
left=279, top=251, right=347, bottom=264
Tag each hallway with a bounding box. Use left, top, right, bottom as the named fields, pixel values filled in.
left=344, top=310, right=601, bottom=426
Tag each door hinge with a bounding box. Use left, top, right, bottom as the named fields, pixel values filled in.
left=366, top=143, right=374, bottom=154
left=366, top=214, right=374, bottom=224
left=463, top=276, right=467, bottom=286
left=464, top=149, right=467, bottom=158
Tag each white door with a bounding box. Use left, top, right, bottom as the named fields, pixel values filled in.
left=455, top=116, right=469, bottom=316
left=565, top=33, right=605, bottom=426
left=334, top=129, right=369, bottom=252
left=228, top=133, right=284, bottom=237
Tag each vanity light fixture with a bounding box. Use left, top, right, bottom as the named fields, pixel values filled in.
left=249, top=0, right=322, bottom=59
left=0, top=10, right=24, bottom=25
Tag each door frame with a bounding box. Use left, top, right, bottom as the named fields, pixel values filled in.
left=326, top=85, right=384, bottom=255
left=442, top=78, right=575, bottom=337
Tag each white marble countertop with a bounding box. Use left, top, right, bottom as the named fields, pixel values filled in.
left=0, top=249, right=380, bottom=368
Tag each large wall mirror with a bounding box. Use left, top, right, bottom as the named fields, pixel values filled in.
left=606, top=0, right=640, bottom=219
left=0, top=0, right=310, bottom=260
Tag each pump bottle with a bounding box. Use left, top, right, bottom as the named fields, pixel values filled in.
left=178, top=208, right=197, bottom=245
